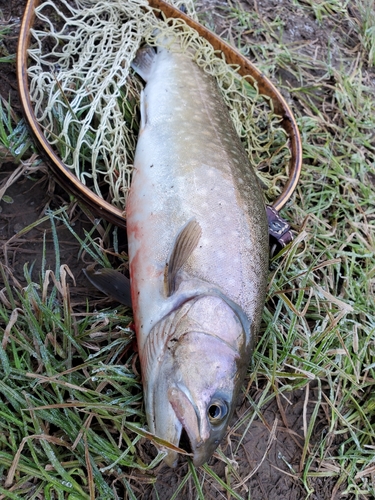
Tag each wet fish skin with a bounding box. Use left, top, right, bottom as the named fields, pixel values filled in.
left=127, top=42, right=269, bottom=466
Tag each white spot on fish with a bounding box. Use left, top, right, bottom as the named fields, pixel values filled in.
left=227, top=277, right=237, bottom=288
left=216, top=249, right=226, bottom=260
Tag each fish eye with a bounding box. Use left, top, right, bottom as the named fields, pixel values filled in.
left=208, top=400, right=228, bottom=424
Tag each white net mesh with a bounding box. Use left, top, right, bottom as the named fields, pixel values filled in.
left=27, top=0, right=290, bottom=209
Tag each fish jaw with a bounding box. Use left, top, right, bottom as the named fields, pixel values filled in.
left=167, top=385, right=230, bottom=467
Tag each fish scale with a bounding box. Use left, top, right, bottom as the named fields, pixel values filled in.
left=126, top=42, right=269, bottom=466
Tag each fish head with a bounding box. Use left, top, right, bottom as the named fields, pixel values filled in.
left=166, top=333, right=245, bottom=467
left=144, top=295, right=250, bottom=467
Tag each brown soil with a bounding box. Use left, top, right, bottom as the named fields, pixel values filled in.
left=0, top=0, right=346, bottom=498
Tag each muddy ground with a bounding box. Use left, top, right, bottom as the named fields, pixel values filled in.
left=0, top=0, right=355, bottom=498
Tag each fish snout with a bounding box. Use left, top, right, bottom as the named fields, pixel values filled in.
left=167, top=386, right=224, bottom=467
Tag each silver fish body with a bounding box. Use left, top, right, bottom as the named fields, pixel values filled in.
left=127, top=43, right=269, bottom=466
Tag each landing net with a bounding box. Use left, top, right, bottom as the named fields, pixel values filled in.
left=27, top=0, right=290, bottom=209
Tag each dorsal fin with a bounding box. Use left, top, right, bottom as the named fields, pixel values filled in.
left=165, top=219, right=202, bottom=297
left=83, top=268, right=132, bottom=307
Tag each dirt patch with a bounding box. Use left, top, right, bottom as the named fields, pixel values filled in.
left=0, top=164, right=89, bottom=288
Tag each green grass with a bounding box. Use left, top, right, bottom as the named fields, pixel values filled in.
left=0, top=98, right=33, bottom=163
left=1, top=0, right=375, bottom=498
left=0, top=24, right=15, bottom=64
left=0, top=221, right=142, bottom=498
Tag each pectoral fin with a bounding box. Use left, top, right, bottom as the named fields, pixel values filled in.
left=84, top=268, right=132, bottom=307
left=165, top=219, right=202, bottom=297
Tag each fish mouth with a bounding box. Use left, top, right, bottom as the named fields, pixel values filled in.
left=161, top=428, right=192, bottom=468
left=179, top=428, right=193, bottom=455
left=166, top=386, right=213, bottom=467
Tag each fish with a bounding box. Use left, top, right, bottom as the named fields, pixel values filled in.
left=125, top=38, right=269, bottom=467
left=87, top=38, right=269, bottom=467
